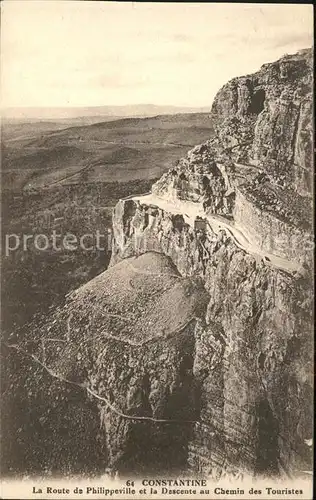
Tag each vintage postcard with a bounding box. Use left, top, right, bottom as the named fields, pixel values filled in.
left=0, top=2, right=314, bottom=499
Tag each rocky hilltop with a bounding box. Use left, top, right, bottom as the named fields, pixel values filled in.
left=2, top=49, right=313, bottom=479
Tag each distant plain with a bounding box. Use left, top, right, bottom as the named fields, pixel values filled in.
left=2, top=111, right=213, bottom=190
left=1, top=110, right=214, bottom=333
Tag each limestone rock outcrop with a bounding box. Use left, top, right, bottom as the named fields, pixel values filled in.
left=3, top=253, right=209, bottom=476
left=150, top=49, right=313, bottom=267
left=109, top=48, right=313, bottom=478
left=3, top=49, right=313, bottom=480
left=210, top=48, right=313, bottom=196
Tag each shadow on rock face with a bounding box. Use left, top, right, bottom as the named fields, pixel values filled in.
left=255, top=399, right=280, bottom=477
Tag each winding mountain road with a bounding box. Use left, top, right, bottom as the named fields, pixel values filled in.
left=131, top=193, right=301, bottom=274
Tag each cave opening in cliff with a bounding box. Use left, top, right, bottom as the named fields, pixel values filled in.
left=250, top=89, right=265, bottom=115
left=172, top=214, right=185, bottom=232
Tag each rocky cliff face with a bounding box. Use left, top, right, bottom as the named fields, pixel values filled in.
left=3, top=49, right=313, bottom=480
left=109, top=49, right=313, bottom=478
left=3, top=253, right=209, bottom=476
left=110, top=197, right=313, bottom=477
left=149, top=48, right=313, bottom=266
left=210, top=48, right=313, bottom=196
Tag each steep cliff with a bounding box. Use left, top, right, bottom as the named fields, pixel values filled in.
left=3, top=49, right=313, bottom=480
left=149, top=48, right=313, bottom=265
left=210, top=48, right=313, bottom=196
left=109, top=49, right=313, bottom=478
left=3, top=253, right=209, bottom=476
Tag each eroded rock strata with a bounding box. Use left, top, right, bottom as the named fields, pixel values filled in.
left=109, top=48, right=313, bottom=478
left=3, top=49, right=313, bottom=479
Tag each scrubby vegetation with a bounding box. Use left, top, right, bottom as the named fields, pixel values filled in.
left=1, top=179, right=156, bottom=335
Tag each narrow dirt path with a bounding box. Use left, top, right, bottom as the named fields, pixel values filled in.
left=4, top=342, right=197, bottom=425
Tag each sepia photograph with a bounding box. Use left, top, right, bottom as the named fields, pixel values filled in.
left=0, top=2, right=314, bottom=499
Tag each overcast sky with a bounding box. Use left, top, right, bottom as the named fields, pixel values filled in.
left=0, top=1, right=313, bottom=109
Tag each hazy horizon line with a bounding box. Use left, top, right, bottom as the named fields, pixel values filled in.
left=1, top=104, right=212, bottom=121
left=2, top=103, right=211, bottom=109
